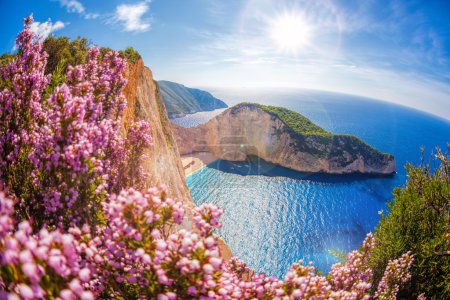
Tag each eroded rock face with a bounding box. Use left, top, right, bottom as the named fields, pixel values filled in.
left=121, top=61, right=234, bottom=259
left=122, top=60, right=191, bottom=201
left=172, top=104, right=396, bottom=175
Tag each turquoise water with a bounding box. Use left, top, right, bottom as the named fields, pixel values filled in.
left=176, top=90, right=450, bottom=278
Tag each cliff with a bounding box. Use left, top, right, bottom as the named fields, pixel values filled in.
left=122, top=60, right=191, bottom=201
left=122, top=61, right=233, bottom=259
left=172, top=103, right=396, bottom=175
left=158, top=80, right=228, bottom=118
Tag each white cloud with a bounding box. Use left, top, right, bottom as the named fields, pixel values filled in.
left=59, top=0, right=84, bottom=14
left=57, top=0, right=99, bottom=19
left=113, top=1, right=151, bottom=33
left=30, top=19, right=65, bottom=39
left=84, top=13, right=99, bottom=20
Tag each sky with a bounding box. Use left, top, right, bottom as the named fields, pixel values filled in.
left=0, top=0, right=449, bottom=119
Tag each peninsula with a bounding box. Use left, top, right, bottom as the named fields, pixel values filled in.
left=158, top=80, right=228, bottom=118
left=172, top=103, right=396, bottom=175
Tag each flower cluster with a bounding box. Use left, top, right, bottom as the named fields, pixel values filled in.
left=0, top=192, right=93, bottom=299
left=328, top=233, right=375, bottom=298
left=0, top=16, right=152, bottom=229
left=193, top=203, right=224, bottom=236
left=0, top=16, right=48, bottom=193
left=375, top=252, right=414, bottom=300
left=0, top=185, right=415, bottom=299
left=28, top=47, right=127, bottom=227
left=115, top=120, right=154, bottom=191
left=81, top=189, right=229, bottom=299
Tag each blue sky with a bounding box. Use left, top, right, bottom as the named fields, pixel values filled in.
left=1, top=0, right=449, bottom=119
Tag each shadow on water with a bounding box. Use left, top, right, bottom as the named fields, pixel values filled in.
left=206, top=156, right=396, bottom=184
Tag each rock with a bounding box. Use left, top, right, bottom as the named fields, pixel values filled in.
left=172, top=103, right=396, bottom=175
left=122, top=60, right=192, bottom=202
left=122, top=61, right=234, bottom=259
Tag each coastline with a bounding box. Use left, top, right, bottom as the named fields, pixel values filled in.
left=181, top=152, right=218, bottom=177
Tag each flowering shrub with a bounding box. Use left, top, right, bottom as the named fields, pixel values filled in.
left=375, top=252, right=414, bottom=300
left=115, top=120, right=153, bottom=192
left=0, top=16, right=416, bottom=299
left=0, top=16, right=151, bottom=229
left=328, top=233, right=375, bottom=298
left=1, top=187, right=415, bottom=299
left=0, top=192, right=94, bottom=299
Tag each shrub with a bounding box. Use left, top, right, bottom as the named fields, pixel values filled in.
left=0, top=192, right=94, bottom=299
left=369, top=148, right=450, bottom=299
left=43, top=36, right=89, bottom=75
left=0, top=16, right=151, bottom=230
left=119, top=47, right=141, bottom=64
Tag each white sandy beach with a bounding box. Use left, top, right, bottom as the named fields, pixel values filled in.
left=181, top=152, right=218, bottom=177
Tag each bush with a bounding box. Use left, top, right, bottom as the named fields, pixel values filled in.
left=0, top=16, right=150, bottom=230
left=43, top=36, right=89, bottom=74
left=119, top=47, right=141, bottom=64
left=369, top=148, right=450, bottom=299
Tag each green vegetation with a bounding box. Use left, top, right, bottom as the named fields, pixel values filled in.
left=42, top=37, right=140, bottom=94
left=1, top=36, right=141, bottom=78
left=119, top=46, right=141, bottom=64
left=257, top=104, right=331, bottom=136
left=333, top=134, right=393, bottom=166
left=158, top=80, right=228, bottom=118
left=335, top=134, right=392, bottom=156
left=43, top=36, right=90, bottom=74
left=44, top=37, right=141, bottom=70
left=369, top=148, right=450, bottom=299
left=0, top=52, right=14, bottom=68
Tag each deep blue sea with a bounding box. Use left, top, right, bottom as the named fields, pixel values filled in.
left=172, top=89, right=450, bottom=278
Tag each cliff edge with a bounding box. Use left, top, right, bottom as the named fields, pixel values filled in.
left=172, top=103, right=396, bottom=175
left=122, top=60, right=191, bottom=201
left=122, top=61, right=233, bottom=258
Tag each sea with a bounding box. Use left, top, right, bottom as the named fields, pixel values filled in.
left=171, top=89, right=450, bottom=278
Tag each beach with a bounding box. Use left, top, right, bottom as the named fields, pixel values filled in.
left=181, top=152, right=217, bottom=177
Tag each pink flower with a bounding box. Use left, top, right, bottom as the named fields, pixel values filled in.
left=79, top=268, right=90, bottom=282
left=18, top=284, right=34, bottom=299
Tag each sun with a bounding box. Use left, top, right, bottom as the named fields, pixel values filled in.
left=269, top=12, right=312, bottom=54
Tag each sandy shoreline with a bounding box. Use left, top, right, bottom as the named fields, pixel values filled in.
left=181, top=152, right=218, bottom=177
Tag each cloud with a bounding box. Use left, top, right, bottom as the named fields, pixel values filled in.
left=113, top=1, right=151, bottom=33
left=30, top=19, right=65, bottom=39
left=59, top=0, right=84, bottom=14
left=84, top=13, right=99, bottom=20
left=57, top=0, right=99, bottom=19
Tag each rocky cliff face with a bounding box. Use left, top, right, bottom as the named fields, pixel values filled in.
left=122, top=62, right=233, bottom=258
left=122, top=60, right=191, bottom=201
left=172, top=103, right=396, bottom=175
